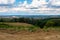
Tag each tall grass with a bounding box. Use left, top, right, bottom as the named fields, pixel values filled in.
left=0, top=22, right=39, bottom=32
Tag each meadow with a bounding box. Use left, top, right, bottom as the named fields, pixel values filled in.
left=0, top=18, right=60, bottom=40
left=0, top=18, right=60, bottom=32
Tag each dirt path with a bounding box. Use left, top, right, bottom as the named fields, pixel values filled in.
left=0, top=30, right=60, bottom=40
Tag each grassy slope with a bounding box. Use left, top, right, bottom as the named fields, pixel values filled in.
left=0, top=22, right=40, bottom=34
left=0, top=19, right=60, bottom=40
left=43, top=19, right=60, bottom=31
left=0, top=19, right=60, bottom=33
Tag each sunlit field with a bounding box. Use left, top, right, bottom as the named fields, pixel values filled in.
left=0, top=18, right=60, bottom=40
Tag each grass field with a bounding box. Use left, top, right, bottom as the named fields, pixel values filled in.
left=0, top=22, right=60, bottom=40
left=0, top=22, right=60, bottom=33
left=0, top=22, right=40, bottom=34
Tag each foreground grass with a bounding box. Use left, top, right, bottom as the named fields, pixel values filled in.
left=42, top=26, right=60, bottom=32
left=0, top=22, right=39, bottom=32
left=0, top=22, right=60, bottom=33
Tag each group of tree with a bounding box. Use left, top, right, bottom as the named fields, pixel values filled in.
left=0, top=18, right=60, bottom=28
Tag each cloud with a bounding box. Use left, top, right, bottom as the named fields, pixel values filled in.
left=0, top=0, right=60, bottom=15
left=50, top=0, right=60, bottom=8
left=51, top=0, right=60, bottom=6
left=0, top=7, right=8, bottom=12
left=18, top=0, right=48, bottom=8
left=7, top=7, right=60, bottom=15
left=29, top=0, right=48, bottom=8
left=0, top=0, right=15, bottom=4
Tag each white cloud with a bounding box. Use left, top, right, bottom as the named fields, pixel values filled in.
left=7, top=7, right=60, bottom=15
left=51, top=0, right=60, bottom=6
left=29, top=0, right=48, bottom=8
left=18, top=0, right=48, bottom=8
left=0, top=0, right=15, bottom=4
left=0, top=0, right=60, bottom=15
left=0, top=7, right=8, bottom=12
left=0, top=7, right=60, bottom=15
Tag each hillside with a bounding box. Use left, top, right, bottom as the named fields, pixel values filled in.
left=0, top=22, right=60, bottom=40
left=0, top=18, right=60, bottom=40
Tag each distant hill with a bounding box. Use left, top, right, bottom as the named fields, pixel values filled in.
left=0, top=15, right=60, bottom=19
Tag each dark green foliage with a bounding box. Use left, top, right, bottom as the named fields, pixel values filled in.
left=45, top=19, right=60, bottom=28
left=0, top=23, right=39, bottom=32
left=0, top=18, right=60, bottom=29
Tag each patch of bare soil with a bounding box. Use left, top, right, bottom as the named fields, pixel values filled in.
left=0, top=30, right=60, bottom=40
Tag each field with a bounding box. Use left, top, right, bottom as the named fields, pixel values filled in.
left=0, top=29, right=60, bottom=40
left=0, top=18, right=60, bottom=40
left=0, top=22, right=60, bottom=40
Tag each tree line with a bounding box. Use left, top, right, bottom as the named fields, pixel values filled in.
left=0, top=18, right=60, bottom=28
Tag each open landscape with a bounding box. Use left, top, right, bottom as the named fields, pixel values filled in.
left=0, top=0, right=60, bottom=40
left=0, top=16, right=60, bottom=40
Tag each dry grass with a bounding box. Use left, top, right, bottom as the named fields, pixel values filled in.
left=5, top=22, right=34, bottom=27
left=0, top=30, right=60, bottom=40
left=0, top=22, right=60, bottom=40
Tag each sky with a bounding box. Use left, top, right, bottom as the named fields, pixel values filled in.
left=0, top=0, right=60, bottom=15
